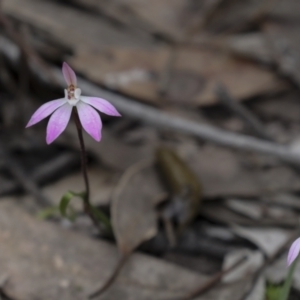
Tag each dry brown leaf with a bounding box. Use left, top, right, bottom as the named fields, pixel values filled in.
left=250, top=92, right=300, bottom=123
left=71, top=46, right=287, bottom=106
left=3, top=0, right=151, bottom=51
left=65, top=0, right=224, bottom=41
left=177, top=142, right=300, bottom=197
left=222, top=249, right=264, bottom=283
left=263, top=21, right=300, bottom=87
left=205, top=0, right=278, bottom=33
left=90, top=160, right=165, bottom=297
left=201, top=202, right=299, bottom=227
left=0, top=195, right=253, bottom=300
left=112, top=160, right=163, bottom=255
left=212, top=33, right=273, bottom=64
left=269, top=0, right=300, bottom=20
left=3, top=0, right=287, bottom=106
left=0, top=197, right=223, bottom=300
left=231, top=226, right=292, bottom=257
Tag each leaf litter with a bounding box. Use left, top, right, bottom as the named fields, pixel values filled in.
left=2, top=0, right=300, bottom=299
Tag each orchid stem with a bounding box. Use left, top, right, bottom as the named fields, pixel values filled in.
left=73, top=110, right=101, bottom=230
left=280, top=255, right=300, bottom=300
left=73, top=111, right=90, bottom=200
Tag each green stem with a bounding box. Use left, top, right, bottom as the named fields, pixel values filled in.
left=280, top=255, right=300, bottom=300
left=73, top=112, right=90, bottom=201
left=73, top=110, right=111, bottom=232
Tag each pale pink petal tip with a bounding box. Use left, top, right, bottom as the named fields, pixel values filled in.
left=77, top=102, right=102, bottom=142
left=62, top=62, right=77, bottom=86
left=26, top=99, right=66, bottom=128
left=80, top=96, right=121, bottom=117
left=287, top=237, right=300, bottom=266
left=46, top=103, right=73, bottom=144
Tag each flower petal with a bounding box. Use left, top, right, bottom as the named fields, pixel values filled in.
left=46, top=103, right=73, bottom=144
left=26, top=99, right=67, bottom=128
left=62, top=62, right=77, bottom=86
left=287, top=237, right=300, bottom=266
left=77, top=102, right=102, bottom=141
left=80, top=96, right=121, bottom=117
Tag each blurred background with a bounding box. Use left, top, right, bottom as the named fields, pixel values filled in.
left=1, top=0, right=300, bottom=299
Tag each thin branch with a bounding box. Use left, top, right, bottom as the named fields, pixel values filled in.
left=89, top=255, right=128, bottom=299
left=1, top=36, right=300, bottom=166
left=77, top=78, right=300, bottom=166
left=179, top=255, right=247, bottom=300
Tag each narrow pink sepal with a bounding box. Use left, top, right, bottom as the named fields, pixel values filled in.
left=46, top=103, right=72, bottom=144
left=62, top=62, right=77, bottom=86
left=77, top=102, right=102, bottom=142
left=26, top=99, right=66, bottom=128
left=287, top=237, right=300, bottom=266
left=80, top=96, right=121, bottom=117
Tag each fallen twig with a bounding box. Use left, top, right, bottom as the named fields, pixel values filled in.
left=1, top=36, right=300, bottom=166
left=89, top=255, right=128, bottom=299
left=215, top=83, right=300, bottom=177
left=77, top=78, right=300, bottom=167
left=178, top=255, right=247, bottom=300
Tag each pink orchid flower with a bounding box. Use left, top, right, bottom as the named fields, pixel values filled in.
left=287, top=237, right=300, bottom=266
left=26, top=62, right=121, bottom=144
